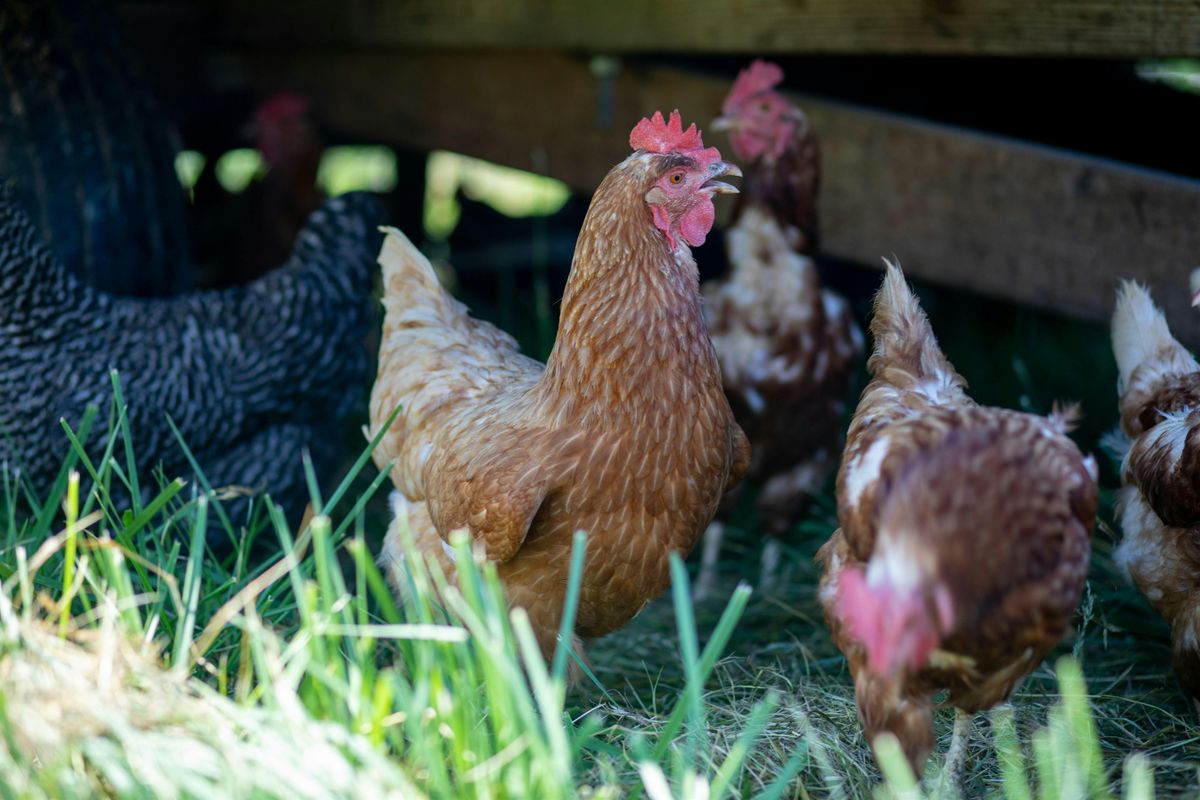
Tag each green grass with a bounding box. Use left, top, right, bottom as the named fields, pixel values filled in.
left=1, top=264, right=1197, bottom=798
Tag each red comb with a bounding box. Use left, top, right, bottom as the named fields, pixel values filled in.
left=629, top=110, right=705, bottom=153
left=255, top=92, right=310, bottom=125
left=724, top=60, right=785, bottom=111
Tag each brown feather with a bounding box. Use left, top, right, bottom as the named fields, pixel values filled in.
left=706, top=109, right=862, bottom=536
left=1111, top=280, right=1200, bottom=705
left=819, top=264, right=1097, bottom=776
left=370, top=150, right=746, bottom=657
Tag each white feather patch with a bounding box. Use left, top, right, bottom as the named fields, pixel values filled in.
left=844, top=436, right=890, bottom=509
left=1113, top=487, right=1163, bottom=583
left=867, top=537, right=923, bottom=592
left=1111, top=281, right=1198, bottom=391
left=912, top=369, right=959, bottom=406
left=1142, top=409, right=1193, bottom=470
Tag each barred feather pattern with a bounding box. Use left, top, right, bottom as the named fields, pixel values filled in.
left=0, top=189, right=380, bottom=521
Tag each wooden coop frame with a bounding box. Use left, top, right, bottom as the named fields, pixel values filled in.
left=122, top=0, right=1200, bottom=343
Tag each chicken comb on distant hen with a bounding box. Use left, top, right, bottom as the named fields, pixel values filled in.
left=723, top=60, right=785, bottom=112
left=254, top=92, right=309, bottom=126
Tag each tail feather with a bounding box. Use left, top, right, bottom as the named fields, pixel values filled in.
left=1111, top=280, right=1196, bottom=394
left=1047, top=401, right=1083, bottom=435
left=376, top=226, right=462, bottom=325
left=369, top=226, right=531, bottom=475
left=867, top=260, right=966, bottom=401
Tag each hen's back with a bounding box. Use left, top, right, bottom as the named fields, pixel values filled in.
left=839, top=263, right=971, bottom=495
left=368, top=228, right=542, bottom=499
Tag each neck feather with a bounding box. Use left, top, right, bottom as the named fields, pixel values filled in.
left=539, top=159, right=720, bottom=426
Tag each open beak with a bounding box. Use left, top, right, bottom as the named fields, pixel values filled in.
left=702, top=160, right=742, bottom=195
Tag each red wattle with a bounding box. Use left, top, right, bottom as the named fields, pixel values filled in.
left=679, top=197, right=715, bottom=247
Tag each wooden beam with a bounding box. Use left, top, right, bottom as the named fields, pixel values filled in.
left=234, top=50, right=1200, bottom=344
left=212, top=0, right=1200, bottom=57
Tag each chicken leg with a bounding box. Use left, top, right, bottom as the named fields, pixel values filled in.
left=938, top=709, right=974, bottom=794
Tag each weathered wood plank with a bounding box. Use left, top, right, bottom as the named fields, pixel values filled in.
left=234, top=50, right=1200, bottom=344
left=211, top=0, right=1200, bottom=57
left=814, top=105, right=1200, bottom=348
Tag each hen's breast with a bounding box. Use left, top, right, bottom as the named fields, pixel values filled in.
left=707, top=207, right=862, bottom=478
left=500, top=384, right=739, bottom=638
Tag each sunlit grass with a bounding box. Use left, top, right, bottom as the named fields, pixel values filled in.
left=424, top=150, right=571, bottom=239
left=318, top=146, right=398, bottom=196
left=214, top=148, right=265, bottom=194
left=0, top=376, right=786, bottom=798
left=173, top=150, right=206, bottom=200
left=1136, top=59, right=1200, bottom=95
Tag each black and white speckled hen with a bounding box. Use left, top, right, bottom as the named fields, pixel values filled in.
left=0, top=188, right=379, bottom=528
left=696, top=60, right=863, bottom=596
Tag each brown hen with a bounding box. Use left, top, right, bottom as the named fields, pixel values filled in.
left=697, top=61, right=863, bottom=597
left=1111, top=279, right=1200, bottom=710
left=369, top=111, right=749, bottom=661
left=816, top=263, right=1097, bottom=781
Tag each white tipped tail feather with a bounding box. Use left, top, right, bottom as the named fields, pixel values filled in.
left=376, top=226, right=457, bottom=322
left=1111, top=280, right=1198, bottom=394
left=870, top=260, right=967, bottom=407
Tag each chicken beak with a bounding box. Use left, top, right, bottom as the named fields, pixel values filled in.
left=709, top=114, right=739, bottom=133
left=702, top=160, right=742, bottom=195
left=1191, top=268, right=1200, bottom=308
left=1192, top=289, right=1200, bottom=309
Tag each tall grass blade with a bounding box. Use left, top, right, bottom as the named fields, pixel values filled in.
left=551, top=530, right=587, bottom=685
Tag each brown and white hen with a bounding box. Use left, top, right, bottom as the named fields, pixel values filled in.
left=1111, top=277, right=1200, bottom=710
left=696, top=61, right=863, bottom=597
left=816, top=263, right=1098, bottom=782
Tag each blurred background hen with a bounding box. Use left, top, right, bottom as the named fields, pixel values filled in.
left=696, top=61, right=863, bottom=598
left=0, top=2, right=379, bottom=533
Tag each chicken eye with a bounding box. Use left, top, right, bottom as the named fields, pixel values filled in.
left=759, top=101, right=772, bottom=113
left=669, top=173, right=684, bottom=185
